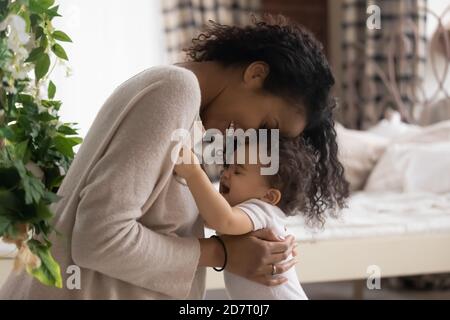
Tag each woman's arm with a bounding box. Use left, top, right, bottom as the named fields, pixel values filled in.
left=71, top=67, right=203, bottom=299
left=199, top=229, right=298, bottom=286
left=176, top=152, right=299, bottom=285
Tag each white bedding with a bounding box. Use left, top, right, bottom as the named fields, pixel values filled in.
left=0, top=242, right=16, bottom=259
left=286, top=192, right=450, bottom=242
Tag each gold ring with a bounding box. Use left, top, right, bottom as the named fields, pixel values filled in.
left=271, top=264, right=276, bottom=276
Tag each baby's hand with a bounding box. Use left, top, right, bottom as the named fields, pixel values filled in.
left=174, top=147, right=202, bottom=180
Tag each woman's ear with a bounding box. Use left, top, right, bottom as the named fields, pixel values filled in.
left=261, top=188, right=282, bottom=206
left=243, top=61, right=269, bottom=89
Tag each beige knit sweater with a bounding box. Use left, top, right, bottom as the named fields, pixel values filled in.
left=0, top=66, right=206, bottom=299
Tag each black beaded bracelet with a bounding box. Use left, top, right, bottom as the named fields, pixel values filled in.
left=211, top=235, right=227, bottom=272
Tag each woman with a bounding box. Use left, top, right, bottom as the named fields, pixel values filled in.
left=0, top=15, right=348, bottom=299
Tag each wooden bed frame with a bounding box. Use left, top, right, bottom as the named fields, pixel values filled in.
left=205, top=233, right=450, bottom=292
left=3, top=232, right=449, bottom=293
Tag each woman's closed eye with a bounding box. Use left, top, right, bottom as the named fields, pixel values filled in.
left=233, top=164, right=246, bottom=175
left=260, top=120, right=279, bottom=130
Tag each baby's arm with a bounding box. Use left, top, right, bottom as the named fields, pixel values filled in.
left=174, top=149, right=253, bottom=235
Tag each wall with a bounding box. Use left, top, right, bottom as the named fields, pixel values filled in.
left=52, top=0, right=167, bottom=137
left=262, top=0, right=329, bottom=56
left=327, top=0, right=344, bottom=103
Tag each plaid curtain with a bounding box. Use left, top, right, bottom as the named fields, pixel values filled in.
left=162, top=0, right=260, bottom=63
left=340, top=0, right=428, bottom=129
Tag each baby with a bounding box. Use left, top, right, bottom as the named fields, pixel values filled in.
left=174, top=136, right=315, bottom=300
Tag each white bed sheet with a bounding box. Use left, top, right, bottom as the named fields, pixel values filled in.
left=0, top=242, right=16, bottom=258
left=286, top=192, right=450, bottom=242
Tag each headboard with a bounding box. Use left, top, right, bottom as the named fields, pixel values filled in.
left=342, top=5, right=450, bottom=127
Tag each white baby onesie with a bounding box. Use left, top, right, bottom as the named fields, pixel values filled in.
left=224, top=198, right=308, bottom=300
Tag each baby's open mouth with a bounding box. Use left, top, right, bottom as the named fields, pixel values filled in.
left=219, top=182, right=230, bottom=194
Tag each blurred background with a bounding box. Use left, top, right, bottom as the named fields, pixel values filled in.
left=49, top=0, right=450, bottom=135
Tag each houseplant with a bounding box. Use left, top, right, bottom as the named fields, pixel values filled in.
left=0, top=0, right=81, bottom=288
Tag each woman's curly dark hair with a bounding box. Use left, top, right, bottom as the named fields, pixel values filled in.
left=268, top=136, right=342, bottom=228
left=187, top=14, right=349, bottom=226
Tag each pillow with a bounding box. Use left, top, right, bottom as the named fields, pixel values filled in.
left=335, top=123, right=390, bottom=191
left=367, top=111, right=421, bottom=140
left=364, top=142, right=450, bottom=194
left=394, top=120, right=450, bottom=144
left=419, top=98, right=450, bottom=126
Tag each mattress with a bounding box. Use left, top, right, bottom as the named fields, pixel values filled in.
left=0, top=241, right=16, bottom=259
left=286, top=191, right=450, bottom=242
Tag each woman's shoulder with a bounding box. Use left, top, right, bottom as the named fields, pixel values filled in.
left=121, top=65, right=201, bottom=110
left=114, top=65, right=201, bottom=116
left=126, top=65, right=200, bottom=98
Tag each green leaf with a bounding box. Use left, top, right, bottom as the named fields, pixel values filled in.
left=27, top=241, right=63, bottom=288
left=0, top=126, right=15, bottom=140
left=57, top=125, right=77, bottom=135
left=22, top=175, right=46, bottom=204
left=18, top=94, right=35, bottom=105
left=0, top=188, right=21, bottom=217
left=43, top=190, right=60, bottom=203
left=46, top=5, right=62, bottom=19
left=52, top=30, right=72, bottom=43
left=37, top=112, right=56, bottom=122
left=41, top=99, right=62, bottom=110
left=26, top=47, right=45, bottom=63
left=29, top=0, right=55, bottom=13
left=53, top=135, right=75, bottom=158
left=15, top=140, right=29, bottom=161
left=35, top=26, right=44, bottom=39
left=40, top=36, right=48, bottom=49
left=48, top=81, right=56, bottom=99
left=67, top=137, right=82, bottom=145
left=51, top=43, right=68, bottom=61
left=42, top=0, right=56, bottom=8
left=14, top=161, right=46, bottom=205
left=35, top=53, right=50, bottom=81
left=36, top=201, right=53, bottom=220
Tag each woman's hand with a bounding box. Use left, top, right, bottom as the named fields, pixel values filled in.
left=221, top=229, right=297, bottom=286
left=174, top=147, right=202, bottom=180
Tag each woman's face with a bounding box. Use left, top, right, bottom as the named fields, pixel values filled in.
left=200, top=62, right=307, bottom=138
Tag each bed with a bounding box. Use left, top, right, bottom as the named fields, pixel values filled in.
left=2, top=190, right=450, bottom=290
left=0, top=243, right=15, bottom=288
left=205, top=191, right=450, bottom=292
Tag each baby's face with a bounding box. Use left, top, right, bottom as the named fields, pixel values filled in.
left=219, top=163, right=271, bottom=206
left=219, top=143, right=273, bottom=206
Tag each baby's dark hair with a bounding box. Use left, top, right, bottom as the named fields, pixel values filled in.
left=189, top=14, right=349, bottom=227
left=266, top=136, right=323, bottom=227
